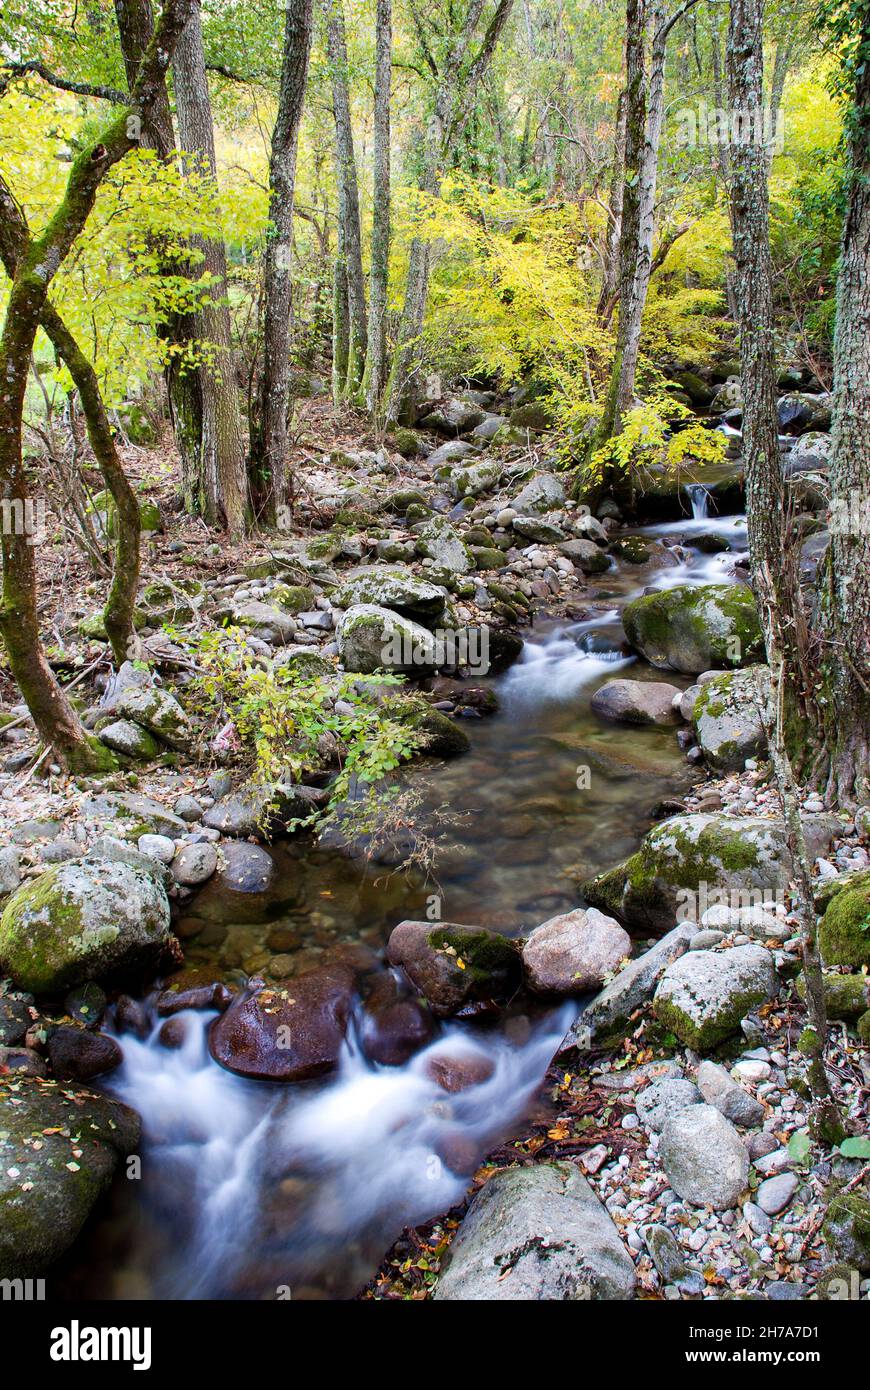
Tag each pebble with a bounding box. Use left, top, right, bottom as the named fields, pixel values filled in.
left=756, top=1173, right=799, bottom=1215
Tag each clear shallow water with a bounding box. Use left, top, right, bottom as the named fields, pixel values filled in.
left=56, top=511, right=744, bottom=1301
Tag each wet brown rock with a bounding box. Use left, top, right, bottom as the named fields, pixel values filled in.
left=208, top=966, right=357, bottom=1081
left=359, top=972, right=435, bottom=1066
left=47, top=1024, right=123, bottom=1081
left=386, top=920, right=520, bottom=1017
left=425, top=1049, right=496, bottom=1093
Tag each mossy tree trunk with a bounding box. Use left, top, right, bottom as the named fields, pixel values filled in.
left=816, top=11, right=870, bottom=806
left=0, top=0, right=193, bottom=771
left=253, top=0, right=314, bottom=518
left=361, top=0, right=392, bottom=419
left=114, top=0, right=204, bottom=508
left=173, top=0, right=248, bottom=537
left=324, top=0, right=367, bottom=405
left=728, top=0, right=843, bottom=1144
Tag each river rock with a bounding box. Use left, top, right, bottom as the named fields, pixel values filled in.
left=450, top=459, right=502, bottom=498
left=635, top=1076, right=702, bottom=1131
left=333, top=567, right=448, bottom=625
left=208, top=968, right=357, bottom=1081
left=47, top=1024, right=122, bottom=1081
left=415, top=517, right=473, bottom=573
left=0, top=846, right=21, bottom=899
left=386, top=920, right=521, bottom=1017
left=560, top=923, right=695, bottom=1051
left=338, top=604, right=438, bottom=674
left=214, top=841, right=275, bottom=893
left=757, top=1173, right=799, bottom=1216
left=693, top=666, right=768, bottom=771
left=0, top=855, right=172, bottom=995
left=420, top=399, right=486, bottom=436
left=222, top=600, right=298, bottom=644
left=0, top=994, right=31, bottom=1045
left=0, top=1075, right=140, bottom=1276
left=819, top=872, right=870, bottom=968
left=424, top=1046, right=496, bottom=1093
left=202, top=781, right=326, bottom=839
left=510, top=472, right=565, bottom=516
left=98, top=719, right=161, bottom=761
left=777, top=391, right=832, bottom=435
left=591, top=678, right=682, bottom=727
left=822, top=1193, right=870, bottom=1269
left=433, top=1162, right=635, bottom=1300
left=81, top=791, right=188, bottom=838
left=113, top=685, right=193, bottom=749
left=659, top=1104, right=750, bottom=1209
left=700, top=903, right=790, bottom=941
left=653, top=944, right=778, bottom=1049
left=696, top=1059, right=765, bottom=1126
left=172, top=842, right=219, bottom=887
left=582, top=812, right=840, bottom=932
left=522, top=907, right=630, bottom=994
left=784, top=431, right=832, bottom=474
left=621, top=583, right=763, bottom=674
left=359, top=972, right=435, bottom=1066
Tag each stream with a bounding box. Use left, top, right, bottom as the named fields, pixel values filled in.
left=56, top=492, right=748, bottom=1301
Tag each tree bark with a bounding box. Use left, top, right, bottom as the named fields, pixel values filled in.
left=114, top=0, right=204, bottom=504
left=818, top=13, right=870, bottom=805
left=0, top=0, right=193, bottom=771
left=254, top=0, right=314, bottom=516
left=361, top=0, right=392, bottom=418
left=173, top=0, right=248, bottom=536
left=598, top=85, right=627, bottom=325
left=727, top=0, right=842, bottom=1143
left=324, top=0, right=367, bottom=404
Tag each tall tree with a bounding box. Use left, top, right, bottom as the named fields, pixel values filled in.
left=173, top=0, right=248, bottom=536
left=0, top=0, right=193, bottom=772
left=254, top=0, right=314, bottom=517
left=816, top=0, right=870, bottom=804
left=0, top=180, right=141, bottom=667
left=727, top=0, right=842, bottom=1142
left=114, top=0, right=203, bottom=498
left=361, top=0, right=392, bottom=417
left=384, top=0, right=516, bottom=424
left=324, top=0, right=367, bottom=405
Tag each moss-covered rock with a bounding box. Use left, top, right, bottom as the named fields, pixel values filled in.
left=819, top=878, right=870, bottom=968
left=386, top=919, right=520, bottom=1016
left=857, top=1010, right=870, bottom=1044
left=337, top=604, right=437, bottom=674
left=795, top=971, right=870, bottom=1020
left=822, top=1193, right=870, bottom=1271
left=417, top=709, right=471, bottom=758
left=391, top=428, right=423, bottom=459
left=0, top=855, right=172, bottom=995
left=622, top=583, right=764, bottom=674
left=652, top=944, right=777, bottom=1049
left=271, top=583, right=317, bottom=613
left=582, top=812, right=840, bottom=933
left=334, top=568, right=448, bottom=625
left=693, top=666, right=768, bottom=772
left=0, top=1076, right=140, bottom=1277
left=113, top=685, right=193, bottom=751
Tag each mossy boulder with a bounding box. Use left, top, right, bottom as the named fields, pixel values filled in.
left=386, top=919, right=521, bottom=1016
left=98, top=718, right=161, bottom=761
left=417, top=709, right=471, bottom=758
left=509, top=401, right=553, bottom=432
left=334, top=567, right=448, bottom=625
left=819, top=876, right=870, bottom=968
left=582, top=812, right=840, bottom=933
left=415, top=517, right=473, bottom=574
left=693, top=666, right=768, bottom=772
left=449, top=460, right=502, bottom=499
left=337, top=604, right=437, bottom=674
left=113, top=685, right=193, bottom=750
left=272, top=583, right=317, bottom=613
left=0, top=1076, right=140, bottom=1277
left=0, top=855, right=172, bottom=996
left=652, top=944, right=777, bottom=1050
left=795, top=971, right=870, bottom=1020
left=822, top=1193, right=870, bottom=1271
left=621, top=583, right=763, bottom=674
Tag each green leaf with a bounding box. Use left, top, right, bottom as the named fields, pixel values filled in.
left=787, top=1130, right=811, bottom=1162
left=838, top=1136, right=870, bottom=1159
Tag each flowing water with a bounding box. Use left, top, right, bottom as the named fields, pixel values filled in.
left=56, top=502, right=746, bottom=1301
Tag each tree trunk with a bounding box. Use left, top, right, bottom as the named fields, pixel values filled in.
left=727, top=0, right=842, bottom=1144
left=254, top=0, right=314, bottom=516
left=594, top=0, right=649, bottom=446
left=0, top=0, right=193, bottom=771
left=173, top=0, right=248, bottom=536
left=114, top=0, right=203, bottom=504
left=818, top=15, right=870, bottom=806
left=324, top=0, right=367, bottom=403
left=598, top=86, right=627, bottom=325
left=361, top=0, right=392, bottom=418
left=384, top=0, right=515, bottom=424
